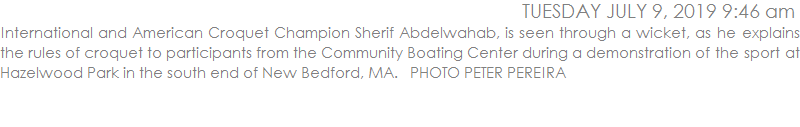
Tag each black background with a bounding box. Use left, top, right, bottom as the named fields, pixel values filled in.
left=0, top=1, right=800, bottom=122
